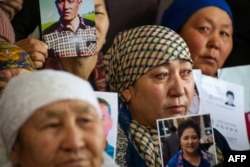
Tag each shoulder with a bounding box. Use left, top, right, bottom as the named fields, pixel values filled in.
left=43, top=22, right=60, bottom=35
left=168, top=150, right=181, bottom=167
left=200, top=150, right=215, bottom=166
left=200, top=158, right=211, bottom=167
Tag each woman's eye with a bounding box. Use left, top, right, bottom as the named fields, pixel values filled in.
left=182, top=69, right=192, bottom=76
left=198, top=26, right=209, bottom=33
left=79, top=118, right=93, bottom=125
left=220, top=31, right=230, bottom=37
left=156, top=73, right=168, bottom=79
left=95, top=11, right=103, bottom=15
left=192, top=136, right=198, bottom=140
left=46, top=123, right=60, bottom=128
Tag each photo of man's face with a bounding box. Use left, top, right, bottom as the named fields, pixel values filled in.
left=56, top=0, right=82, bottom=21
left=41, top=0, right=96, bottom=57
left=99, top=102, right=113, bottom=136
left=225, top=90, right=235, bottom=107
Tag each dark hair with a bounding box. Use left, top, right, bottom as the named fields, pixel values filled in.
left=177, top=119, right=201, bottom=139
left=226, top=90, right=234, bottom=98
left=97, top=97, right=111, bottom=114
left=104, top=0, right=109, bottom=17
left=169, top=125, right=177, bottom=133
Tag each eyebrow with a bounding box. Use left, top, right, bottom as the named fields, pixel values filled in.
left=204, top=17, right=232, bottom=29
left=159, top=59, right=191, bottom=66
left=44, top=105, right=94, bottom=118
left=95, top=4, right=102, bottom=8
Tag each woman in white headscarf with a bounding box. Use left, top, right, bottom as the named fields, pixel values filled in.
left=0, top=70, right=119, bottom=167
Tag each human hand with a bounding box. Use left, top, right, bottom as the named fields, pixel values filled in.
left=15, top=38, right=48, bottom=69
left=0, top=0, right=23, bottom=20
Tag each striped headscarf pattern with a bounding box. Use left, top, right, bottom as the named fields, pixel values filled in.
left=102, top=25, right=192, bottom=93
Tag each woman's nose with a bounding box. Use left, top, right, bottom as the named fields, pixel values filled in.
left=168, top=75, right=185, bottom=97
left=61, top=125, right=85, bottom=152
left=207, top=32, right=220, bottom=50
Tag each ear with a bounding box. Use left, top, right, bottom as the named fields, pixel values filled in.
left=121, top=88, right=132, bottom=103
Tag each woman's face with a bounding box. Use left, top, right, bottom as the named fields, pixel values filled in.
left=11, top=100, right=105, bottom=167
left=180, top=7, right=233, bottom=77
left=95, top=0, right=109, bottom=52
left=122, top=59, right=194, bottom=128
left=180, top=127, right=200, bottom=155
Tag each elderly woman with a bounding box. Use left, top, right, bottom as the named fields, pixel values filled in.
left=102, top=25, right=195, bottom=167
left=161, top=0, right=233, bottom=162
left=161, top=0, right=233, bottom=77
left=0, top=70, right=119, bottom=167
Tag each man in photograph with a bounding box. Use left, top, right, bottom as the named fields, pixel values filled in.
left=98, top=97, right=115, bottom=159
left=225, top=90, right=235, bottom=107
left=43, top=0, right=96, bottom=57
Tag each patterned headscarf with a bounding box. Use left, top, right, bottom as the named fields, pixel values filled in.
left=0, top=42, right=35, bottom=71
left=102, top=25, right=192, bottom=93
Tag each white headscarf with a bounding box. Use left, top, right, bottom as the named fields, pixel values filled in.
left=0, top=69, right=101, bottom=157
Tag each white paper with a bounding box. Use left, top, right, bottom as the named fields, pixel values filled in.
left=188, top=69, right=204, bottom=115
left=218, top=65, right=250, bottom=112
left=201, top=75, right=249, bottom=150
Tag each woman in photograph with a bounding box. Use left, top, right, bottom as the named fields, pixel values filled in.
left=167, top=119, right=215, bottom=167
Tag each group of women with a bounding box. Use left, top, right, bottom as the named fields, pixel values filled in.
left=0, top=0, right=239, bottom=167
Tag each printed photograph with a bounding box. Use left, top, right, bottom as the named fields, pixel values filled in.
left=157, top=114, right=217, bottom=167
left=95, top=91, right=118, bottom=160
left=39, top=0, right=96, bottom=57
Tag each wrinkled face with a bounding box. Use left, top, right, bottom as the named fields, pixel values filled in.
left=11, top=100, right=105, bottom=167
left=99, top=103, right=112, bottom=136
left=180, top=127, right=200, bottom=155
left=122, top=59, right=194, bottom=128
left=95, top=0, right=109, bottom=52
left=56, top=0, right=81, bottom=21
left=0, top=68, right=31, bottom=97
left=180, top=7, right=233, bottom=77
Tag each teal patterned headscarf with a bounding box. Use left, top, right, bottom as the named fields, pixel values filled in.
left=102, top=25, right=193, bottom=93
